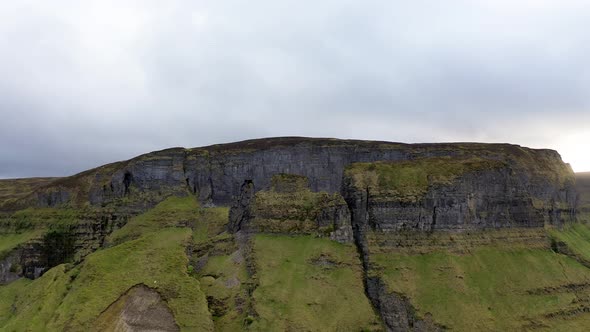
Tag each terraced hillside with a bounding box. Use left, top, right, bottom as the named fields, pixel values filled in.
left=0, top=137, right=588, bottom=331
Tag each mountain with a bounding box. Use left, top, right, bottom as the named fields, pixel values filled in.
left=0, top=137, right=589, bottom=331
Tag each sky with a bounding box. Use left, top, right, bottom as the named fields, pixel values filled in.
left=1, top=0, right=589, bottom=178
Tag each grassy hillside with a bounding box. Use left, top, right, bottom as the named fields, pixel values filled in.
left=0, top=169, right=588, bottom=331
left=0, top=178, right=58, bottom=208
left=0, top=197, right=214, bottom=331
left=250, top=235, right=380, bottom=331
left=371, top=225, right=590, bottom=331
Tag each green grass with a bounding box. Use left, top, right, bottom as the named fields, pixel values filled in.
left=373, top=246, right=590, bottom=331
left=0, top=195, right=217, bottom=331
left=0, top=178, right=57, bottom=203
left=0, top=231, right=42, bottom=259
left=0, top=265, right=70, bottom=331
left=346, top=157, right=506, bottom=202
left=252, top=176, right=346, bottom=234
left=193, top=207, right=230, bottom=245
left=199, top=253, right=250, bottom=331
left=107, top=195, right=200, bottom=245
left=250, top=235, right=380, bottom=331
left=270, top=173, right=309, bottom=192
left=550, top=223, right=590, bottom=261
left=0, top=228, right=213, bottom=331
left=0, top=208, right=80, bottom=260
left=191, top=206, right=245, bottom=331
left=1, top=208, right=81, bottom=231
left=51, top=228, right=212, bottom=331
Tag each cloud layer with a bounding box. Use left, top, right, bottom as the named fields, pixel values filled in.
left=1, top=0, right=589, bottom=178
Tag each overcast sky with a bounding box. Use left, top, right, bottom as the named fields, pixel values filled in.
left=1, top=0, right=589, bottom=178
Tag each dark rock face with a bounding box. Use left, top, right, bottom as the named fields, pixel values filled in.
left=340, top=156, right=576, bottom=331
left=228, top=180, right=255, bottom=233
left=1, top=241, right=45, bottom=283
left=0, top=212, right=126, bottom=283
left=19, top=138, right=576, bottom=217
left=366, top=277, right=443, bottom=332
left=346, top=168, right=576, bottom=233
left=228, top=174, right=354, bottom=243
left=0, top=251, right=24, bottom=284
left=576, top=172, right=590, bottom=214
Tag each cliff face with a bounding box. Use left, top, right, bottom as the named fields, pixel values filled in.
left=0, top=137, right=583, bottom=332
left=577, top=172, right=590, bottom=217
left=3, top=137, right=576, bottom=216
left=343, top=157, right=576, bottom=234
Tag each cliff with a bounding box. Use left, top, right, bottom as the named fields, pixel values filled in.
left=577, top=172, right=590, bottom=217
left=0, top=137, right=587, bottom=332
left=1, top=137, right=576, bottom=215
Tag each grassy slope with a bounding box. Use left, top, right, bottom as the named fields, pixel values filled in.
left=0, top=178, right=58, bottom=206
left=0, top=208, right=82, bottom=260
left=192, top=206, right=250, bottom=332
left=0, top=266, right=70, bottom=331
left=374, top=240, right=590, bottom=331
left=0, top=196, right=214, bottom=331
left=550, top=223, right=590, bottom=262
left=107, top=195, right=198, bottom=245
left=250, top=235, right=380, bottom=331
left=0, top=231, right=42, bottom=259
left=199, top=252, right=249, bottom=332
left=53, top=228, right=212, bottom=331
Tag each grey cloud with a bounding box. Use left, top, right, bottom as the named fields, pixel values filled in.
left=1, top=1, right=590, bottom=178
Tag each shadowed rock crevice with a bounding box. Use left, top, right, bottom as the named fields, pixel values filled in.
left=123, top=172, right=133, bottom=196
left=343, top=172, right=444, bottom=331
left=228, top=180, right=255, bottom=233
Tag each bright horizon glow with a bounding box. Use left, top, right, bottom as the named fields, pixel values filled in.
left=554, top=132, right=590, bottom=173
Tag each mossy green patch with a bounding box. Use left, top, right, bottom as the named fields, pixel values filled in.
left=1, top=208, right=81, bottom=231
left=107, top=196, right=200, bottom=245
left=0, top=206, right=214, bottom=331
left=0, top=208, right=81, bottom=260
left=0, top=231, right=42, bottom=259
left=0, top=178, right=57, bottom=204
left=199, top=252, right=250, bottom=331
left=346, top=157, right=506, bottom=202
left=0, top=265, right=70, bottom=331
left=250, top=235, right=380, bottom=331
left=193, top=207, right=230, bottom=245
left=549, top=222, right=590, bottom=261
left=252, top=175, right=346, bottom=235
left=191, top=206, right=244, bottom=331
left=373, top=246, right=590, bottom=331
left=270, top=173, right=309, bottom=193
left=49, top=228, right=212, bottom=331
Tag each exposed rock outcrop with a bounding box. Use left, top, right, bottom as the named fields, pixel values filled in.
left=343, top=157, right=576, bottom=233
left=228, top=174, right=354, bottom=243
left=0, top=211, right=127, bottom=282
left=95, top=284, right=180, bottom=332
left=366, top=276, right=443, bottom=332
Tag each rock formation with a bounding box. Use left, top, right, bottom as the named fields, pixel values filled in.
left=0, top=137, right=585, bottom=332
